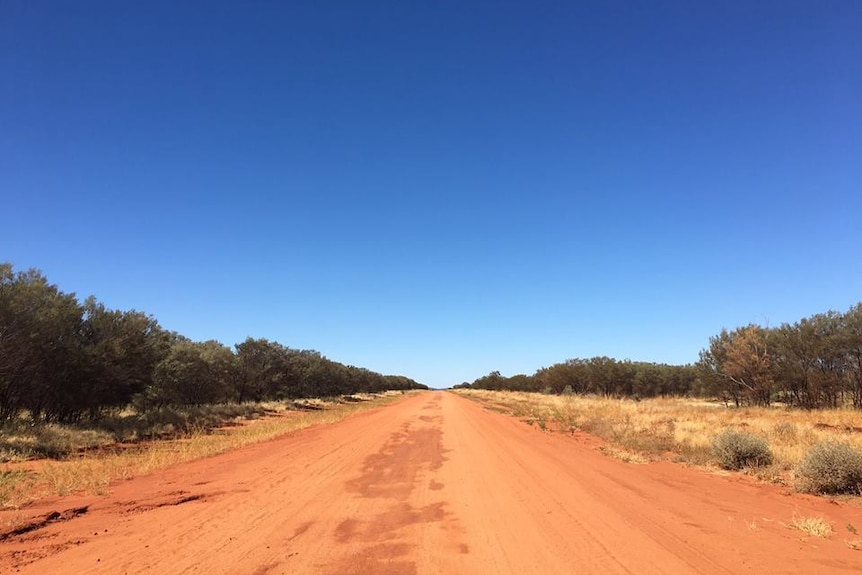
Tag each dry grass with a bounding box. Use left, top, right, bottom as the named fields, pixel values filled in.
left=0, top=422, right=117, bottom=461
left=455, top=390, right=862, bottom=488
left=598, top=445, right=648, bottom=464
left=0, top=403, right=273, bottom=462
left=0, top=392, right=408, bottom=508
left=789, top=513, right=833, bottom=538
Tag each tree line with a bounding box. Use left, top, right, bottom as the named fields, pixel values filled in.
left=460, top=303, right=862, bottom=410
left=458, top=359, right=697, bottom=399
left=697, top=304, right=862, bottom=408
left=0, top=263, right=426, bottom=423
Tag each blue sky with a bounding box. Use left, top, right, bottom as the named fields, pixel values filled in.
left=2, top=2, right=860, bottom=387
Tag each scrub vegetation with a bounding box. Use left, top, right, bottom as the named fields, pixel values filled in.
left=0, top=263, right=425, bottom=506
left=0, top=263, right=426, bottom=426
left=458, top=302, right=862, bottom=411
left=457, top=389, right=862, bottom=495
left=455, top=300, right=862, bottom=497
left=0, top=392, right=406, bottom=508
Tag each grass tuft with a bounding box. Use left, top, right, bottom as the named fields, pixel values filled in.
left=598, top=445, right=648, bottom=464
left=0, top=470, right=33, bottom=507
left=790, top=513, right=833, bottom=538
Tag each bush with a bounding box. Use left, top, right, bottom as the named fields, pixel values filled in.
left=712, top=429, right=773, bottom=470
left=795, top=442, right=862, bottom=495
left=1, top=420, right=114, bottom=460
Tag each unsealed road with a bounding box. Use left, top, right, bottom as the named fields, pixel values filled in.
left=2, top=392, right=860, bottom=574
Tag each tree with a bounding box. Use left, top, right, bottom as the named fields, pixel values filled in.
left=146, top=340, right=236, bottom=406
left=79, top=297, right=172, bottom=414
left=632, top=362, right=663, bottom=398
left=772, top=321, right=818, bottom=408
left=845, top=304, right=862, bottom=408
left=697, top=325, right=773, bottom=407
left=586, top=356, right=626, bottom=397
left=234, top=337, right=288, bottom=402
left=806, top=312, right=847, bottom=408
left=535, top=359, right=589, bottom=395
left=0, top=264, right=87, bottom=422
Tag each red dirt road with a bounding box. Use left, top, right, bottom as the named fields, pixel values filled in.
left=2, top=392, right=860, bottom=574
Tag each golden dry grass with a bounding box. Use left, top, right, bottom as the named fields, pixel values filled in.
left=0, top=392, right=409, bottom=508
left=455, top=390, right=862, bottom=485
left=789, top=513, right=833, bottom=538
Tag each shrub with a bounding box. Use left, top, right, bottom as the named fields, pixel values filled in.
left=795, top=442, right=862, bottom=495
left=1, top=420, right=114, bottom=460
left=712, top=429, right=773, bottom=470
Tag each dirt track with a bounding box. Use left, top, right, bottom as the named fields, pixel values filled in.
left=2, top=392, right=860, bottom=574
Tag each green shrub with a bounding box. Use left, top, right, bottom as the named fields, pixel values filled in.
left=1, top=420, right=114, bottom=460
left=796, top=442, right=862, bottom=495
left=1, top=403, right=269, bottom=460
left=712, top=429, right=773, bottom=470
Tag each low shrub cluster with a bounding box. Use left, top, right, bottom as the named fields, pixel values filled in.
left=1, top=392, right=404, bottom=507
left=0, top=404, right=269, bottom=461
left=711, top=429, right=773, bottom=470
left=457, top=389, right=862, bottom=499
left=795, top=442, right=862, bottom=495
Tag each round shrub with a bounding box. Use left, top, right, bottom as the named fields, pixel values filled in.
left=712, top=429, right=773, bottom=470
left=795, top=442, right=862, bottom=495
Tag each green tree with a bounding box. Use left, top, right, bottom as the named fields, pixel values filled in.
left=79, top=297, right=172, bottom=415
left=806, top=312, right=847, bottom=408
left=146, top=340, right=236, bottom=406
left=844, top=304, right=862, bottom=408
left=0, top=264, right=86, bottom=422
left=234, top=337, right=289, bottom=402
left=535, top=359, right=589, bottom=395
left=586, top=356, right=624, bottom=397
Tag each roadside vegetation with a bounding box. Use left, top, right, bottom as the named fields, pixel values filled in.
left=0, top=263, right=426, bottom=426
left=454, top=300, right=862, bottom=498
left=1, top=392, right=406, bottom=508
left=458, top=303, right=862, bottom=411
left=456, top=389, right=862, bottom=496
left=0, top=263, right=426, bottom=507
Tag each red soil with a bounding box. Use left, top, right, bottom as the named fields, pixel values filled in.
left=2, top=392, right=860, bottom=574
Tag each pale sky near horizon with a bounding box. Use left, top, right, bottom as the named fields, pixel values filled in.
left=2, top=1, right=861, bottom=387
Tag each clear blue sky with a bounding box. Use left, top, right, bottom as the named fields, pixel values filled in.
left=2, top=2, right=860, bottom=387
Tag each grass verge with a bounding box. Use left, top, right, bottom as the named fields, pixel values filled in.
left=454, top=389, right=862, bottom=492
left=0, top=392, right=409, bottom=508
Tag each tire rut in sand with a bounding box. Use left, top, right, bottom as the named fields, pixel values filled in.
left=324, top=395, right=462, bottom=574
